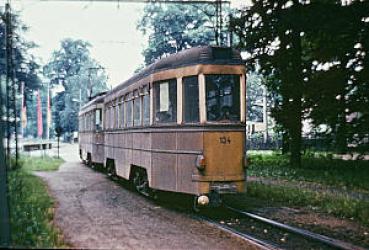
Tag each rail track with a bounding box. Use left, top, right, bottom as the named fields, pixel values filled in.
left=90, top=166, right=366, bottom=250
left=196, top=205, right=367, bottom=250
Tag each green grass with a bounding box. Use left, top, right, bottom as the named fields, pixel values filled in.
left=243, top=152, right=369, bottom=226
left=15, top=155, right=64, bottom=172
left=247, top=153, right=369, bottom=191
left=246, top=182, right=369, bottom=226
left=8, top=155, right=66, bottom=248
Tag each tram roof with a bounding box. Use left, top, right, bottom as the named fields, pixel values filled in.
left=80, top=91, right=107, bottom=113
left=81, top=46, right=244, bottom=111
left=111, top=46, right=244, bottom=94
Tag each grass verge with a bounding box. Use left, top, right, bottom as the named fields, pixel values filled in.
left=8, top=155, right=66, bottom=248
left=246, top=182, right=369, bottom=226
left=244, top=152, right=369, bottom=226
left=247, top=152, right=369, bottom=192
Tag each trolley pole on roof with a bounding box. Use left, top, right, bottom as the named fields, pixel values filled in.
left=87, top=66, right=104, bottom=100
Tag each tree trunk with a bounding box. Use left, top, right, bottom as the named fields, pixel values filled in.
left=289, top=97, right=302, bottom=168
left=289, top=10, right=303, bottom=168
left=282, top=131, right=289, bottom=154
left=336, top=114, right=347, bottom=154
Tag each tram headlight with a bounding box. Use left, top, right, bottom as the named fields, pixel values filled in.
left=197, top=195, right=209, bottom=206
left=195, top=155, right=206, bottom=171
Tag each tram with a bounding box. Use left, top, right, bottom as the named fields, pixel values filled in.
left=79, top=46, right=247, bottom=208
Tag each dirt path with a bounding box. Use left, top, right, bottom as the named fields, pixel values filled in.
left=35, top=144, right=259, bottom=249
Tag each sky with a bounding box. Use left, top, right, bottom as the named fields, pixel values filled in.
left=5, top=0, right=248, bottom=88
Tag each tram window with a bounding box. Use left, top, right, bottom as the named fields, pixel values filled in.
left=95, top=109, right=102, bottom=131
left=104, top=109, right=107, bottom=129
left=126, top=94, right=133, bottom=127
left=205, top=75, right=240, bottom=122
left=110, top=106, right=114, bottom=129
left=183, top=76, right=199, bottom=123
left=133, top=91, right=141, bottom=126
left=119, top=97, right=124, bottom=128
left=87, top=113, right=90, bottom=131
left=115, top=102, right=119, bottom=129
left=143, top=87, right=150, bottom=126
left=108, top=106, right=110, bottom=129
left=154, top=79, right=177, bottom=123
left=90, top=112, right=93, bottom=131
left=87, top=113, right=89, bottom=131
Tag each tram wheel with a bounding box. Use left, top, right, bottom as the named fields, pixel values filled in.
left=87, top=154, right=93, bottom=168
left=107, top=161, right=117, bottom=180
left=193, top=197, right=201, bottom=212
left=133, top=168, right=158, bottom=198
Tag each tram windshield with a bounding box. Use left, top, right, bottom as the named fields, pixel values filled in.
left=205, top=74, right=240, bottom=122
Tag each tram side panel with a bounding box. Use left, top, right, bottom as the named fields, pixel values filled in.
left=150, top=132, right=177, bottom=192
left=176, top=131, right=204, bottom=195
left=79, top=131, right=93, bottom=161
left=131, top=132, right=152, bottom=180
left=114, top=132, right=133, bottom=179
left=92, top=132, right=105, bottom=164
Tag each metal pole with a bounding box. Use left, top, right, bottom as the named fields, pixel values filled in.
left=10, top=28, right=18, bottom=167
left=215, top=0, right=219, bottom=45
left=0, top=1, right=12, bottom=246
left=5, top=2, right=11, bottom=165
left=0, top=101, right=11, bottom=247
left=219, top=0, right=222, bottom=45
left=47, top=82, right=50, bottom=140
left=263, top=85, right=268, bottom=143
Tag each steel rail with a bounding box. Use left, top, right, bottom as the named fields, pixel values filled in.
left=225, top=205, right=366, bottom=250
left=194, top=214, right=282, bottom=250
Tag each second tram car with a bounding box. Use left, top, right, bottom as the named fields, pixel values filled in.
left=79, top=46, right=247, bottom=208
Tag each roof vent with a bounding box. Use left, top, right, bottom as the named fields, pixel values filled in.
left=212, top=47, right=233, bottom=60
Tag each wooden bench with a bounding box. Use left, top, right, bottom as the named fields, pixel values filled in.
left=23, top=143, right=52, bottom=152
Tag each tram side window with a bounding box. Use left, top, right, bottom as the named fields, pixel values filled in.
left=104, top=108, right=108, bottom=130
left=143, top=86, right=150, bottom=126
left=84, top=115, right=87, bottom=131
left=183, top=76, right=199, bottom=123
left=126, top=94, right=133, bottom=127
left=205, top=75, right=240, bottom=122
left=86, top=114, right=89, bottom=131
left=89, top=113, right=92, bottom=131
left=95, top=109, right=102, bottom=131
left=154, top=79, right=177, bottom=123
left=110, top=106, right=114, bottom=129
left=115, top=101, right=119, bottom=129
left=119, top=97, right=124, bottom=128
left=86, top=113, right=89, bottom=131
left=105, top=108, right=109, bottom=129
left=133, top=90, right=141, bottom=126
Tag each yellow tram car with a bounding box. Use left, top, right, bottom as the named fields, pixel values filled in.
left=79, top=46, right=247, bottom=208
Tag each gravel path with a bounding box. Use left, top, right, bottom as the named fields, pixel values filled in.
left=35, top=144, right=260, bottom=250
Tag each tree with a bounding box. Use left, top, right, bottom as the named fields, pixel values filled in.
left=137, top=3, right=219, bottom=65
left=44, top=38, right=108, bottom=137
left=232, top=0, right=313, bottom=167
left=232, top=0, right=369, bottom=164
left=1, top=6, right=42, bottom=140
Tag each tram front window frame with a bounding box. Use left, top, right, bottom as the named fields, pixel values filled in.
left=205, top=74, right=241, bottom=123
left=183, top=76, right=200, bottom=123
